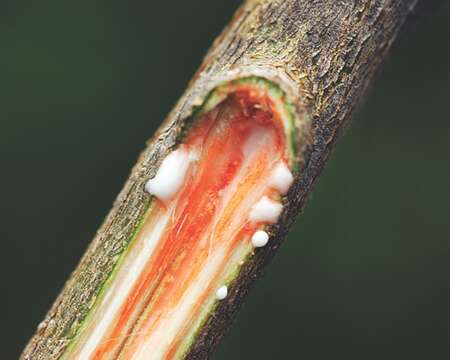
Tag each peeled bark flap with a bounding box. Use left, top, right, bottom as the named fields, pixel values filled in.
left=21, top=1, right=417, bottom=359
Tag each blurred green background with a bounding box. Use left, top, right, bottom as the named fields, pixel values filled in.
left=1, top=1, right=449, bottom=359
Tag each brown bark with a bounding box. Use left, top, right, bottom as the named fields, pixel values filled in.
left=21, top=0, right=418, bottom=359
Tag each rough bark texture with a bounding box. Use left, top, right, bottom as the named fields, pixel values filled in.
left=21, top=0, right=418, bottom=359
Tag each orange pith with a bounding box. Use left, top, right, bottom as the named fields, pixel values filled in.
left=84, top=88, right=288, bottom=360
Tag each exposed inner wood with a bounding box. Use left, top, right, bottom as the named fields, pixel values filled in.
left=66, top=88, right=290, bottom=360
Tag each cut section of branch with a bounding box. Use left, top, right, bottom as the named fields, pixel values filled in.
left=64, top=78, right=302, bottom=360
left=21, top=1, right=417, bottom=359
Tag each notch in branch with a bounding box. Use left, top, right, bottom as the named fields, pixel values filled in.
left=62, top=77, right=308, bottom=360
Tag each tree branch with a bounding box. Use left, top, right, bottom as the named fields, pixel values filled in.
left=21, top=1, right=418, bottom=359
